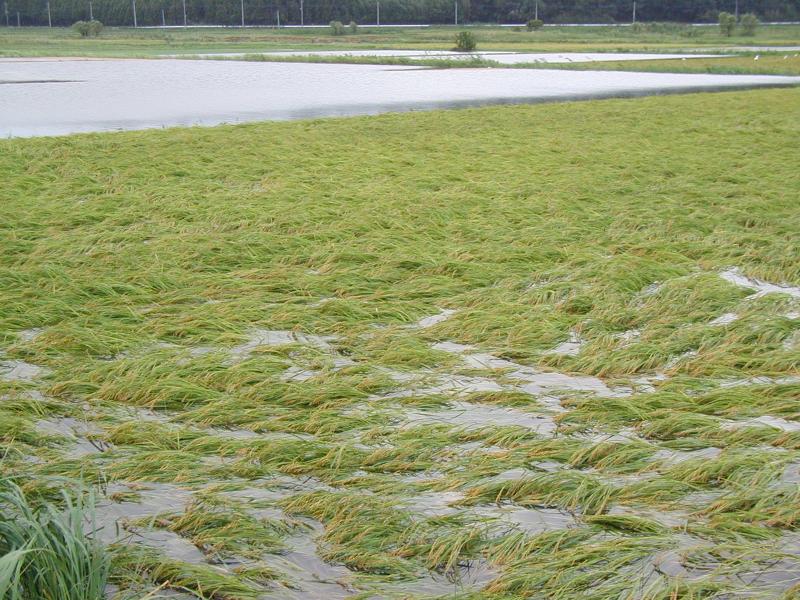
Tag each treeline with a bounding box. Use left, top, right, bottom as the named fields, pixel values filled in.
left=3, top=0, right=799, bottom=28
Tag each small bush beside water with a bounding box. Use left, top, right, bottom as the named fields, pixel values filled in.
left=349, top=20, right=358, bottom=33
left=0, top=480, right=110, bottom=600
left=72, top=19, right=103, bottom=37
left=454, top=30, right=477, bottom=51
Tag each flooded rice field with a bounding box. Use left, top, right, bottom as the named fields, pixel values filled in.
left=3, top=261, right=799, bottom=598
left=1, top=57, right=798, bottom=137
left=2, top=74, right=800, bottom=600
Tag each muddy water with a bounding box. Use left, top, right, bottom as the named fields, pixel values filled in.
left=2, top=59, right=798, bottom=137
left=0, top=358, right=49, bottom=382
left=402, top=401, right=559, bottom=435
left=719, top=267, right=800, bottom=299
left=35, top=417, right=111, bottom=457
left=431, top=340, right=619, bottom=397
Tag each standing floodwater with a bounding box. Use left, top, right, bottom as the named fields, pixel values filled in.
left=1, top=58, right=798, bottom=137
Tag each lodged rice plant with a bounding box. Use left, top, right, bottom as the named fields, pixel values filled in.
left=1, top=87, right=799, bottom=598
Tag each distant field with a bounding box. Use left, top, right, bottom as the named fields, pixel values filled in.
left=1, top=23, right=799, bottom=57
left=2, top=88, right=799, bottom=598
left=204, top=50, right=800, bottom=76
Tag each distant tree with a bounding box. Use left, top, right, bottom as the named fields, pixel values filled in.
left=11, top=0, right=800, bottom=29
left=349, top=20, right=358, bottom=33
left=329, top=20, right=345, bottom=35
left=718, top=11, right=736, bottom=36
left=454, top=30, right=477, bottom=51
left=740, top=13, right=759, bottom=35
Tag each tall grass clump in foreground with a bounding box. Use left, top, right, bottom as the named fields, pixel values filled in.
left=0, top=480, right=110, bottom=600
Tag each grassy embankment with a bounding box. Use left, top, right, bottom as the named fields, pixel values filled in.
left=205, top=51, right=800, bottom=75
left=0, top=23, right=799, bottom=57
left=1, top=88, right=799, bottom=598
left=513, top=53, right=800, bottom=76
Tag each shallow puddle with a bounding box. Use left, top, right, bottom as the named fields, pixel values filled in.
left=472, top=502, right=577, bottom=536
left=35, top=417, right=111, bottom=457
left=124, top=527, right=208, bottom=564
left=608, top=505, right=690, bottom=528
left=94, top=483, right=199, bottom=562
left=652, top=446, right=722, bottom=465
left=719, top=267, right=800, bottom=299
left=405, top=491, right=465, bottom=517
left=401, top=401, right=558, bottom=435
left=260, top=517, right=358, bottom=599
left=230, top=329, right=335, bottom=359
left=410, top=308, right=457, bottom=329
left=220, top=475, right=337, bottom=504
left=545, top=331, right=585, bottom=356
left=0, top=358, right=49, bottom=382
left=394, top=559, right=496, bottom=597
left=723, top=415, right=800, bottom=433
left=377, top=368, right=505, bottom=399
left=432, top=341, right=618, bottom=397
left=709, top=312, right=739, bottom=326
left=17, top=328, right=45, bottom=342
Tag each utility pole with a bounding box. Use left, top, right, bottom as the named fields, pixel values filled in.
left=276, top=9, right=279, bottom=27
left=240, top=0, right=244, bottom=26
left=632, top=0, right=636, bottom=23
left=181, top=0, right=186, bottom=26
left=735, top=0, right=739, bottom=20
left=376, top=0, right=379, bottom=25
left=161, top=8, right=165, bottom=26
left=534, top=1, right=538, bottom=20
left=132, top=0, right=137, bottom=27
left=89, top=0, right=93, bottom=20
left=299, top=0, right=303, bottom=26
left=454, top=0, right=457, bottom=25
left=47, top=1, right=51, bottom=26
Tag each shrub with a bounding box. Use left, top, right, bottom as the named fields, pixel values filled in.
left=88, top=19, right=103, bottom=36
left=72, top=20, right=89, bottom=36
left=349, top=20, right=358, bottom=33
left=329, top=20, right=345, bottom=35
left=453, top=30, right=477, bottom=52
left=72, top=19, right=103, bottom=37
left=718, top=11, right=736, bottom=36
left=740, top=13, right=759, bottom=36
left=0, top=480, right=110, bottom=600
left=526, top=18, right=543, bottom=31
